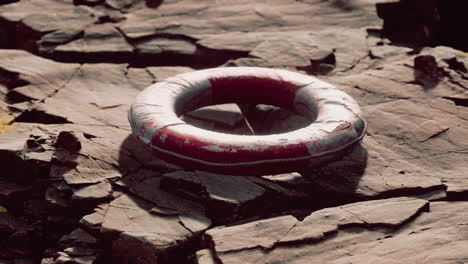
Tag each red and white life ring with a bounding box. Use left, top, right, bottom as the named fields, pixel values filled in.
left=128, top=67, right=366, bottom=175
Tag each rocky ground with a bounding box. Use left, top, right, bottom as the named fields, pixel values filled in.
left=1, top=0, right=467, bottom=263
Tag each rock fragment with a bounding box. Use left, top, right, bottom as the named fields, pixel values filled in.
left=79, top=203, right=108, bottom=233
left=414, top=55, right=442, bottom=85
left=135, top=38, right=197, bottom=66
left=161, top=170, right=309, bottom=223
left=412, top=119, right=449, bottom=142
left=195, top=249, right=217, bottom=264
left=56, top=131, right=81, bottom=152
left=206, top=215, right=298, bottom=252
left=53, top=24, right=133, bottom=63
left=280, top=197, right=428, bottom=244
left=71, top=181, right=112, bottom=203
left=37, top=29, right=83, bottom=56
left=102, top=193, right=210, bottom=264
left=58, top=228, right=98, bottom=249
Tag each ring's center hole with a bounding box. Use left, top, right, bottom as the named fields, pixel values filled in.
left=180, top=103, right=312, bottom=135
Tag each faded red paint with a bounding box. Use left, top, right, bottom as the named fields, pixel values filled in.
left=146, top=147, right=311, bottom=176
left=138, top=121, right=154, bottom=137
left=151, top=126, right=310, bottom=164
left=209, top=75, right=300, bottom=109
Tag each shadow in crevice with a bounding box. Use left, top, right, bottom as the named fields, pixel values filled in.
left=12, top=109, right=73, bottom=124
left=130, top=44, right=251, bottom=70
left=376, top=0, right=468, bottom=52
left=443, top=97, right=468, bottom=108
left=145, top=0, right=164, bottom=8
left=297, top=143, right=368, bottom=209
left=2, top=130, right=99, bottom=263
left=0, top=0, right=19, bottom=4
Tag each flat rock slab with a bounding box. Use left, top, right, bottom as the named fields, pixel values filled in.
left=102, top=191, right=211, bottom=264
left=204, top=198, right=468, bottom=264
left=53, top=24, right=134, bottom=63
left=119, top=0, right=380, bottom=39
left=160, top=170, right=309, bottom=223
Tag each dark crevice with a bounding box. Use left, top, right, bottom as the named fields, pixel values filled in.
left=366, top=28, right=383, bottom=39
left=83, top=132, right=98, bottom=139
left=0, top=18, right=81, bottom=56
left=15, top=22, right=55, bottom=54
left=446, top=190, right=468, bottom=201
left=297, top=51, right=336, bottom=75
left=5, top=89, right=35, bottom=104
left=326, top=0, right=357, bottom=11
left=42, top=25, right=135, bottom=64
left=0, top=17, right=17, bottom=49
left=145, top=0, right=163, bottom=8
left=0, top=0, right=19, bottom=4
left=265, top=201, right=430, bottom=257
left=443, top=97, right=468, bottom=108
left=12, top=109, right=72, bottom=124
left=95, top=14, right=126, bottom=24
left=73, top=0, right=105, bottom=7
left=377, top=0, right=468, bottom=52
left=130, top=46, right=250, bottom=70
left=6, top=64, right=81, bottom=124
left=1, top=18, right=252, bottom=68
left=26, top=29, right=251, bottom=68
left=443, top=57, right=467, bottom=73
left=129, top=32, right=198, bottom=45
left=127, top=33, right=251, bottom=69
left=0, top=68, right=30, bottom=89
left=48, top=49, right=135, bottom=64
left=346, top=201, right=430, bottom=230
left=200, top=235, right=224, bottom=264
left=37, top=30, right=85, bottom=57
left=338, top=52, right=370, bottom=73
left=373, top=185, right=447, bottom=201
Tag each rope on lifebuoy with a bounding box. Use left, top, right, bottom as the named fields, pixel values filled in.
left=129, top=67, right=366, bottom=175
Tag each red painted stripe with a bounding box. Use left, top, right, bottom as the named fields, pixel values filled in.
left=209, top=75, right=300, bottom=109
left=151, top=126, right=310, bottom=164
left=147, top=146, right=311, bottom=175
left=146, top=133, right=354, bottom=176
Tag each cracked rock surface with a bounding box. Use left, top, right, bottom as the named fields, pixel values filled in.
left=0, top=0, right=467, bottom=263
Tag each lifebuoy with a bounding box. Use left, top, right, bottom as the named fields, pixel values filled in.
left=129, top=67, right=366, bottom=175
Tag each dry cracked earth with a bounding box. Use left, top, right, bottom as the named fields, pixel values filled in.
left=1, top=0, right=468, bottom=264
